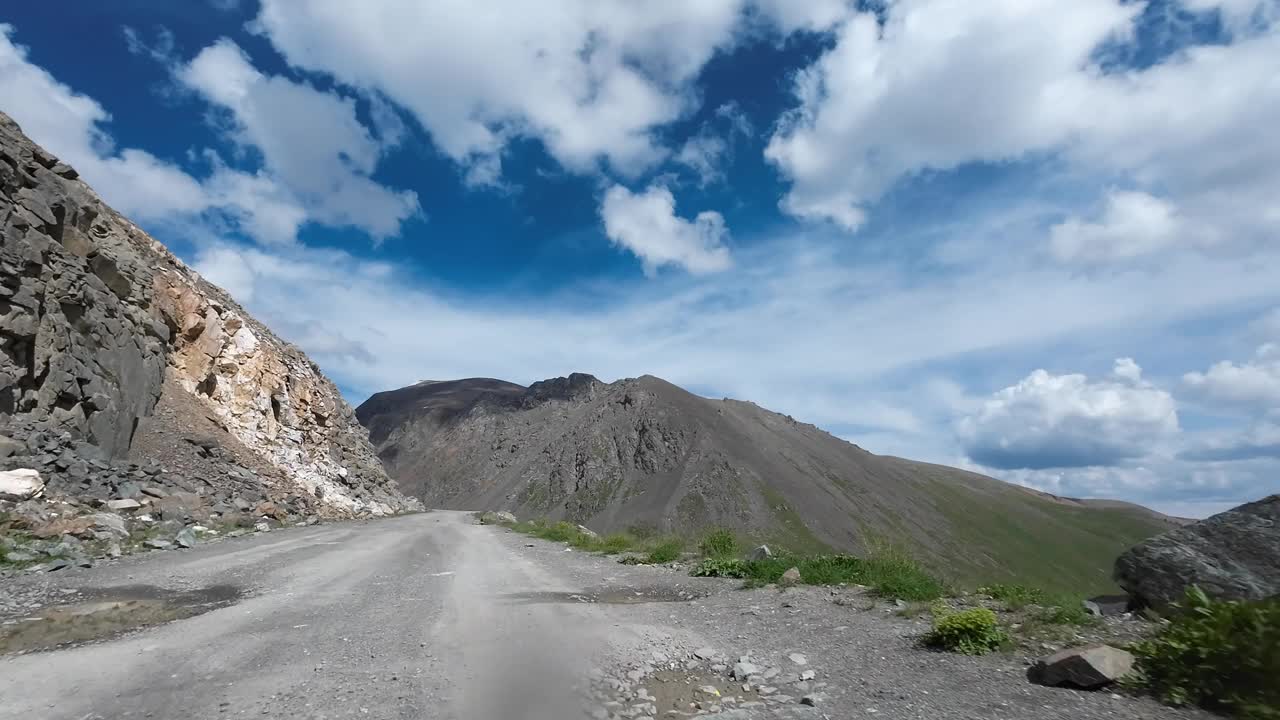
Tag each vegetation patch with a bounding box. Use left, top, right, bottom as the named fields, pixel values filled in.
left=645, top=537, right=685, bottom=564
left=698, top=528, right=739, bottom=559
left=691, top=550, right=945, bottom=601
left=1127, top=588, right=1279, bottom=719
left=978, top=583, right=1046, bottom=610
left=924, top=606, right=1005, bottom=655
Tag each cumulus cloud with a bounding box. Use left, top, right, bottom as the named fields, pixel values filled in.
left=1183, top=343, right=1280, bottom=413
left=600, top=185, right=733, bottom=275
left=765, top=0, right=1280, bottom=262
left=957, top=359, right=1179, bottom=470
left=0, top=25, right=306, bottom=240
left=250, top=0, right=753, bottom=180
left=178, top=39, right=419, bottom=242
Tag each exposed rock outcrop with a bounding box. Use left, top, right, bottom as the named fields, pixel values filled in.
left=1115, top=494, right=1279, bottom=608
left=0, top=108, right=417, bottom=570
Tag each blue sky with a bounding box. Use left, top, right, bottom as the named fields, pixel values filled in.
left=2, top=0, right=1278, bottom=517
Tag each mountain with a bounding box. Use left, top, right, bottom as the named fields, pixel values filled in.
left=0, top=110, right=418, bottom=539
left=358, top=373, right=1181, bottom=592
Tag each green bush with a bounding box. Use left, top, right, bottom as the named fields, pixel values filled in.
left=646, top=537, right=685, bottom=564
left=698, top=528, right=739, bottom=559
left=692, top=557, right=750, bottom=578
left=979, top=583, right=1046, bottom=609
left=1128, top=587, right=1280, bottom=719
left=924, top=607, right=1005, bottom=655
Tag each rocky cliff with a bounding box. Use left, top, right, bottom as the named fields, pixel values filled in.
left=358, top=373, right=1180, bottom=592
left=0, top=109, right=417, bottom=567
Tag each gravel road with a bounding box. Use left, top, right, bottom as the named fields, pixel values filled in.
left=1, top=511, right=1203, bottom=719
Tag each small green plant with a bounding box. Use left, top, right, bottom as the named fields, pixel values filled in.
left=698, top=528, right=739, bottom=559
left=1128, top=587, right=1280, bottom=719
left=924, top=607, right=1005, bottom=655
left=692, top=557, right=749, bottom=578
left=979, top=583, right=1046, bottom=609
left=646, top=537, right=684, bottom=564
left=1034, top=595, right=1096, bottom=627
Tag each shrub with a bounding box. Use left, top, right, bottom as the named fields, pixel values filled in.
left=692, top=557, right=749, bottom=578
left=979, top=583, right=1046, bottom=609
left=924, top=607, right=1005, bottom=655
left=699, top=528, right=739, bottom=559
left=1128, top=587, right=1280, bottom=719
left=646, top=537, right=685, bottom=564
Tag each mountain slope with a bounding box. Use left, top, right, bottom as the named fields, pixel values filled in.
left=358, top=373, right=1180, bottom=592
left=0, top=111, right=417, bottom=521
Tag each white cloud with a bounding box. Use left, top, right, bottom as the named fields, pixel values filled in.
left=673, top=103, right=753, bottom=187
left=765, top=0, right=1280, bottom=262
left=1180, top=421, right=1280, bottom=461
left=179, top=39, right=419, bottom=241
left=250, top=0, right=750, bottom=180
left=957, top=359, right=1179, bottom=469
left=600, top=185, right=733, bottom=275
left=1183, top=343, right=1280, bottom=413
left=752, top=0, right=853, bottom=33
left=0, top=24, right=312, bottom=241
left=1049, top=190, right=1183, bottom=264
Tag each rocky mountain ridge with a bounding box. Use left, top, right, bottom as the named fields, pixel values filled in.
left=0, top=111, right=417, bottom=572
left=358, top=373, right=1179, bottom=592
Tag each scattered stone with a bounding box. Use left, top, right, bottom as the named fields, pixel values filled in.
left=1030, top=644, right=1135, bottom=689
left=787, top=653, right=808, bottom=666
left=0, top=468, right=45, bottom=500
left=799, top=670, right=815, bottom=681
left=732, top=662, right=761, bottom=680
left=780, top=567, right=802, bottom=586
left=175, top=527, right=197, bottom=548
left=694, top=647, right=718, bottom=660
left=254, top=521, right=271, bottom=533
left=144, top=539, right=174, bottom=550
left=576, top=524, right=600, bottom=539
left=106, top=499, right=142, bottom=511
left=800, top=694, right=823, bottom=706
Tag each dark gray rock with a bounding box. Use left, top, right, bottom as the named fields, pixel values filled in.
left=1082, top=594, right=1130, bottom=617
left=1115, top=494, right=1280, bottom=607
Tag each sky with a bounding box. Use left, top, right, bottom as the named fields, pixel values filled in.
left=1, top=0, right=1278, bottom=518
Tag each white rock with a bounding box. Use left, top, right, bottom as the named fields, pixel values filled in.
left=106, top=498, right=142, bottom=511
left=788, top=653, right=808, bottom=666
left=0, top=469, right=44, bottom=500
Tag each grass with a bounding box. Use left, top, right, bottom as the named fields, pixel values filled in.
left=507, top=518, right=687, bottom=562
left=698, top=527, right=738, bottom=559
left=692, top=548, right=947, bottom=602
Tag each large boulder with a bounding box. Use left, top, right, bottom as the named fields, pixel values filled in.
left=0, top=468, right=44, bottom=500
left=1029, top=644, right=1134, bottom=689
left=1114, top=494, right=1280, bottom=608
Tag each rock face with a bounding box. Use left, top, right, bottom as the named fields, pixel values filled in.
left=358, top=374, right=1181, bottom=588
left=0, top=110, right=417, bottom=532
left=1115, top=494, right=1280, bottom=608
left=1029, top=644, right=1134, bottom=689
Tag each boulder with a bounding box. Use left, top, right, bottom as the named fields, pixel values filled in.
left=479, top=511, right=517, bottom=525
left=780, top=567, right=802, bottom=586
left=175, top=527, right=197, bottom=548
left=106, top=498, right=142, bottom=511
left=748, top=544, right=772, bottom=561
left=88, top=513, right=129, bottom=538
left=0, top=469, right=45, bottom=500
left=576, top=524, right=600, bottom=539
left=1029, top=644, right=1134, bottom=689
left=1114, top=494, right=1280, bottom=607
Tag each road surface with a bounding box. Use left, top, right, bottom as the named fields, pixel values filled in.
left=0, top=511, right=624, bottom=720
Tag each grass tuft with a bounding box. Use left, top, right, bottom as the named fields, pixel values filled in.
left=698, top=528, right=739, bottom=559
left=691, top=549, right=945, bottom=601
